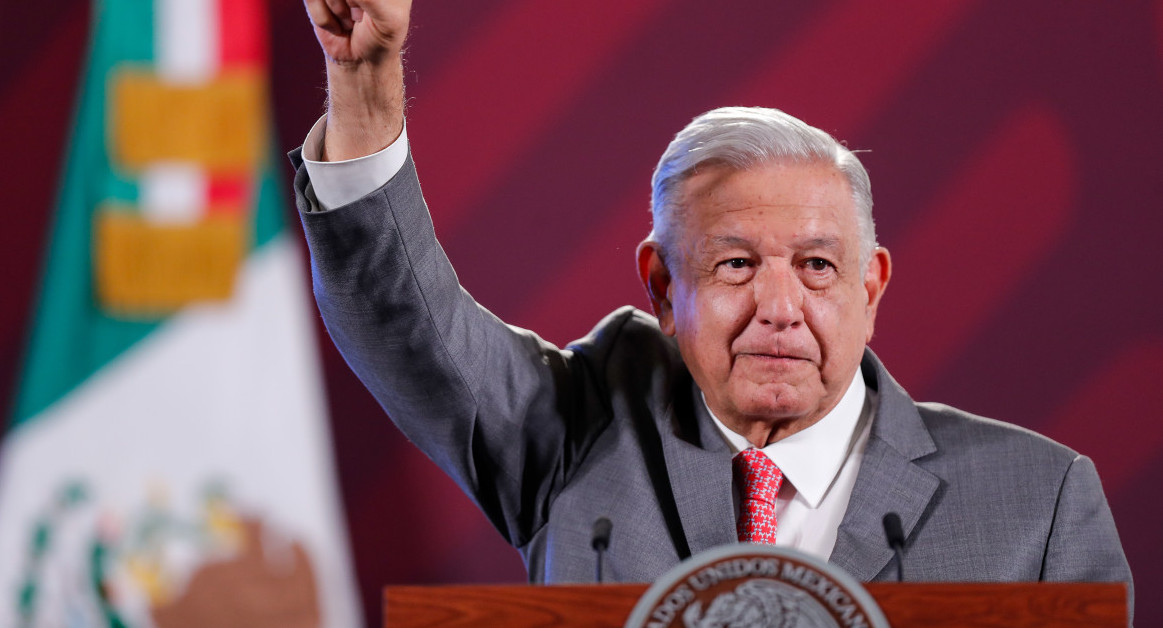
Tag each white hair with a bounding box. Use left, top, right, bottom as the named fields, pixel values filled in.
left=649, top=106, right=877, bottom=269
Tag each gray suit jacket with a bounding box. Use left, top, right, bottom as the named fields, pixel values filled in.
left=292, top=150, right=1132, bottom=612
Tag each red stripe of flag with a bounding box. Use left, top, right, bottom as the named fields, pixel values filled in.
left=207, top=175, right=249, bottom=216
left=214, top=0, right=264, bottom=220
left=218, top=0, right=268, bottom=68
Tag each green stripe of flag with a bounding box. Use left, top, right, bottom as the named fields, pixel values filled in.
left=11, top=0, right=287, bottom=428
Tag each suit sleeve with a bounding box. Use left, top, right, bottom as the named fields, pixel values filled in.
left=289, top=148, right=609, bottom=548
left=1042, top=454, right=1134, bottom=623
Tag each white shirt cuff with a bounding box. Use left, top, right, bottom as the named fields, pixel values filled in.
left=301, top=115, right=410, bottom=211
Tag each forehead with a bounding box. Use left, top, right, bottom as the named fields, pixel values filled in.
left=674, top=161, right=859, bottom=251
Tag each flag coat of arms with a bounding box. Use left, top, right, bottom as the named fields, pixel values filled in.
left=0, top=0, right=362, bottom=625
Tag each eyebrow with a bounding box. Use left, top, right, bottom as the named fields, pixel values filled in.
left=799, top=236, right=843, bottom=251
left=702, top=235, right=756, bottom=250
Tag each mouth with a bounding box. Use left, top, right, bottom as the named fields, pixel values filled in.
left=732, top=353, right=815, bottom=379
left=735, top=352, right=812, bottom=363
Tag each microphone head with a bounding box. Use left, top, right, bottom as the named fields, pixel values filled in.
left=591, top=517, right=613, bottom=551
left=882, top=512, right=905, bottom=548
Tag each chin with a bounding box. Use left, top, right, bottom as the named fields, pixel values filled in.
left=732, top=388, right=817, bottom=423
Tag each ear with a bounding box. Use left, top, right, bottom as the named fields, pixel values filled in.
left=863, top=246, right=892, bottom=343
left=636, top=240, right=677, bottom=336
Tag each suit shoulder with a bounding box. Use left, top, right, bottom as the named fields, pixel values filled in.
left=566, top=306, right=685, bottom=387
left=915, top=401, right=1081, bottom=468
left=567, top=306, right=674, bottom=358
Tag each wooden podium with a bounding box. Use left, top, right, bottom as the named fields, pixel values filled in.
left=385, top=582, right=1127, bottom=627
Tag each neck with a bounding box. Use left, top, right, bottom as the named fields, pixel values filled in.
left=730, top=413, right=826, bottom=448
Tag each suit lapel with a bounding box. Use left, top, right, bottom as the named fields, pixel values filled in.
left=829, top=350, right=940, bottom=581
left=649, top=349, right=940, bottom=574
left=657, top=382, right=738, bottom=557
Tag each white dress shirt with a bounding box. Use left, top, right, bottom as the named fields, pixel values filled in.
left=301, top=115, right=410, bottom=210
left=301, top=118, right=877, bottom=561
left=707, top=369, right=875, bottom=560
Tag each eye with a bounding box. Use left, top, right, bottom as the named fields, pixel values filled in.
left=803, top=258, right=834, bottom=272
left=713, top=257, right=756, bottom=284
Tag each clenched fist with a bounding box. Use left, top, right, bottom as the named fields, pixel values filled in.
left=305, top=0, right=412, bottom=67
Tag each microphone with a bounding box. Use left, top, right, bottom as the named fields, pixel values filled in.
left=882, top=512, right=906, bottom=582
left=591, top=517, right=613, bottom=583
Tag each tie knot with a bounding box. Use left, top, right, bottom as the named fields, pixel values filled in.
left=733, top=449, right=783, bottom=504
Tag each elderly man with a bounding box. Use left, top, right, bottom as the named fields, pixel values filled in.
left=295, top=0, right=1132, bottom=602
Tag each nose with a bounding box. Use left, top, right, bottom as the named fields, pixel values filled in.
left=753, top=263, right=804, bottom=330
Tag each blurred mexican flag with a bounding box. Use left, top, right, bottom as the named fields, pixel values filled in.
left=0, top=0, right=361, bottom=625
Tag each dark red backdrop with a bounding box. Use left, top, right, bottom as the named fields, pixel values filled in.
left=3, top=1, right=1161, bottom=625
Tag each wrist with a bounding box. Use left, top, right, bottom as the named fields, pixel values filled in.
left=323, top=54, right=405, bottom=161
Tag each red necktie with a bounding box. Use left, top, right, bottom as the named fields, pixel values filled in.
left=733, top=448, right=784, bottom=544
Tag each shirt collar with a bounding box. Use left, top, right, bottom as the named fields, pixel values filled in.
left=706, top=367, right=867, bottom=508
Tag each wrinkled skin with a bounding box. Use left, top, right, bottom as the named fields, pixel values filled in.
left=638, top=161, right=891, bottom=447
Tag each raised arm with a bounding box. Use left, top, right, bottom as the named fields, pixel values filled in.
left=294, top=0, right=620, bottom=550
left=304, top=0, right=411, bottom=160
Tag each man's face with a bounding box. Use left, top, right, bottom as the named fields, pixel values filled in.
left=639, top=161, right=890, bottom=444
